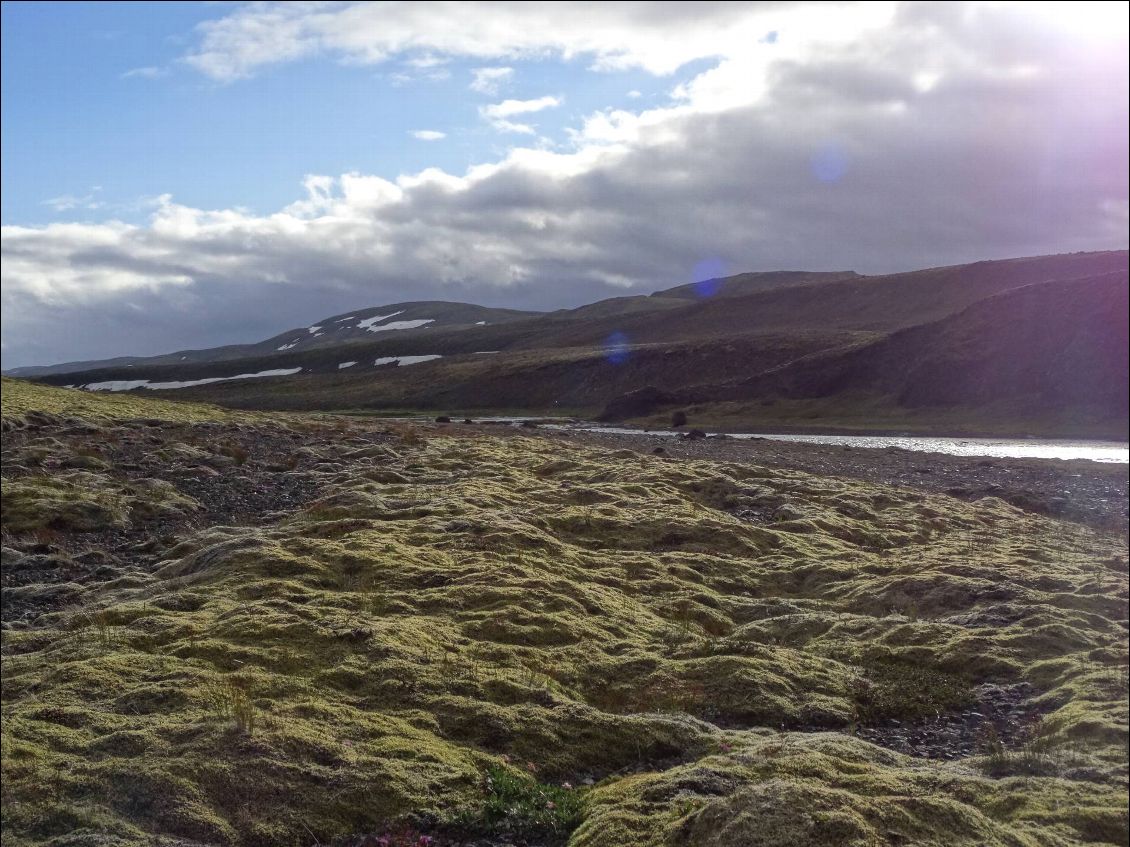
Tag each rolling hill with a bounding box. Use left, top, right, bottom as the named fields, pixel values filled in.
left=6, top=302, right=542, bottom=377
left=15, top=250, right=1129, bottom=437
left=602, top=269, right=1129, bottom=436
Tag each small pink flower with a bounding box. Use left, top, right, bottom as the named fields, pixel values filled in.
left=525, top=761, right=538, bottom=773
left=417, top=837, right=433, bottom=847
left=719, top=742, right=732, bottom=753
left=499, top=754, right=510, bottom=764
left=561, top=781, right=573, bottom=789
left=546, top=800, right=556, bottom=809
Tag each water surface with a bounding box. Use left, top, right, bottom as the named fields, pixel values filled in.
left=559, top=426, right=1130, bottom=464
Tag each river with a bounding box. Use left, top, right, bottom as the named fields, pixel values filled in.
left=552, top=426, right=1130, bottom=463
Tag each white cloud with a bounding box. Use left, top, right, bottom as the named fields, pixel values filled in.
left=42, top=189, right=104, bottom=212
left=411, top=130, right=447, bottom=141
left=121, top=66, right=168, bottom=80
left=470, top=66, right=514, bottom=94
left=182, top=1, right=782, bottom=81
left=480, top=96, right=562, bottom=133
left=482, top=96, right=562, bottom=118
left=405, top=54, right=448, bottom=69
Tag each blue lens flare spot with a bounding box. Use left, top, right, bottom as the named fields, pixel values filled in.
left=604, top=331, right=630, bottom=365
left=811, top=143, right=849, bottom=183
left=692, top=257, right=728, bottom=298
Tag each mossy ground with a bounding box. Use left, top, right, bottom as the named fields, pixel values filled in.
left=1, top=380, right=1127, bottom=846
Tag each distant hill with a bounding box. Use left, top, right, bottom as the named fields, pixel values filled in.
left=16, top=250, right=1129, bottom=437
left=602, top=269, right=1129, bottom=436
left=6, top=301, right=541, bottom=377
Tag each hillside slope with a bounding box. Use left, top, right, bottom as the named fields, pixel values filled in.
left=17, top=251, right=1125, bottom=379
left=6, top=302, right=542, bottom=377
left=603, top=270, right=1129, bottom=435
left=507, top=251, right=1129, bottom=350
left=16, top=251, right=1130, bottom=437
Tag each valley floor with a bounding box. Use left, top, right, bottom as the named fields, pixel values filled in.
left=1, top=381, right=1128, bottom=847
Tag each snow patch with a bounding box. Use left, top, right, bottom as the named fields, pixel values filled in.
left=356, top=310, right=405, bottom=330
left=84, top=368, right=303, bottom=392
left=475, top=321, right=488, bottom=325
left=335, top=315, right=355, bottom=322
left=277, top=339, right=300, bottom=350
left=307, top=326, right=322, bottom=334
left=373, top=355, right=442, bottom=366
left=337, top=361, right=357, bottom=369
left=473, top=351, right=499, bottom=354
left=364, top=318, right=434, bottom=333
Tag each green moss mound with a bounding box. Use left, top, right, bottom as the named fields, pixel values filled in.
left=1, top=380, right=1126, bottom=846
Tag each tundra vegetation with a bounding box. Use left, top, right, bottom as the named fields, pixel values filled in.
left=1, top=378, right=1127, bottom=846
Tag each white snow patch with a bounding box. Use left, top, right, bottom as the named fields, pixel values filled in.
left=84, top=368, right=303, bottom=392
left=307, top=326, right=322, bottom=334
left=277, top=339, right=300, bottom=350
left=363, top=318, right=434, bottom=333
left=335, top=316, right=355, bottom=322
left=373, top=355, right=442, bottom=366
left=85, top=380, right=151, bottom=391
left=475, top=321, right=488, bottom=325
left=337, top=361, right=357, bottom=369
left=473, top=351, right=499, bottom=354
left=356, top=310, right=405, bottom=330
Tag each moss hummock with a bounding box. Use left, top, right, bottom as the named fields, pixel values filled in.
left=1, top=380, right=1127, bottom=846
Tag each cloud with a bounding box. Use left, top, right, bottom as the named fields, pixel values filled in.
left=411, top=130, right=447, bottom=141
left=3, top=1, right=1127, bottom=367
left=470, top=66, right=514, bottom=94
left=481, top=96, right=562, bottom=133
left=41, top=190, right=104, bottom=212
left=121, top=66, right=168, bottom=80
left=405, top=54, right=448, bottom=69
left=182, top=1, right=781, bottom=81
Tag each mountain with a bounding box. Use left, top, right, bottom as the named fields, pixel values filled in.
left=5, top=301, right=541, bottom=377
left=602, top=269, right=1129, bottom=435
left=15, top=250, right=1129, bottom=437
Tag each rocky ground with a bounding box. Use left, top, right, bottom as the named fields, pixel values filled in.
left=0, top=416, right=353, bottom=625
left=2, top=381, right=1128, bottom=847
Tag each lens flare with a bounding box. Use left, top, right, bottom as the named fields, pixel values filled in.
left=811, top=143, right=849, bottom=183
left=604, top=331, right=630, bottom=365
left=692, top=257, right=728, bottom=297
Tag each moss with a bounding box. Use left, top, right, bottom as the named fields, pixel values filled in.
left=1, top=474, right=130, bottom=532
left=576, top=735, right=1129, bottom=847
left=1, top=378, right=1126, bottom=846
left=1, top=376, right=259, bottom=425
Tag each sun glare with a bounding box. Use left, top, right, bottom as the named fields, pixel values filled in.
left=1018, top=0, right=1130, bottom=40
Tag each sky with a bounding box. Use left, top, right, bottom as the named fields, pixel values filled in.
left=2, top=1, right=1128, bottom=368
